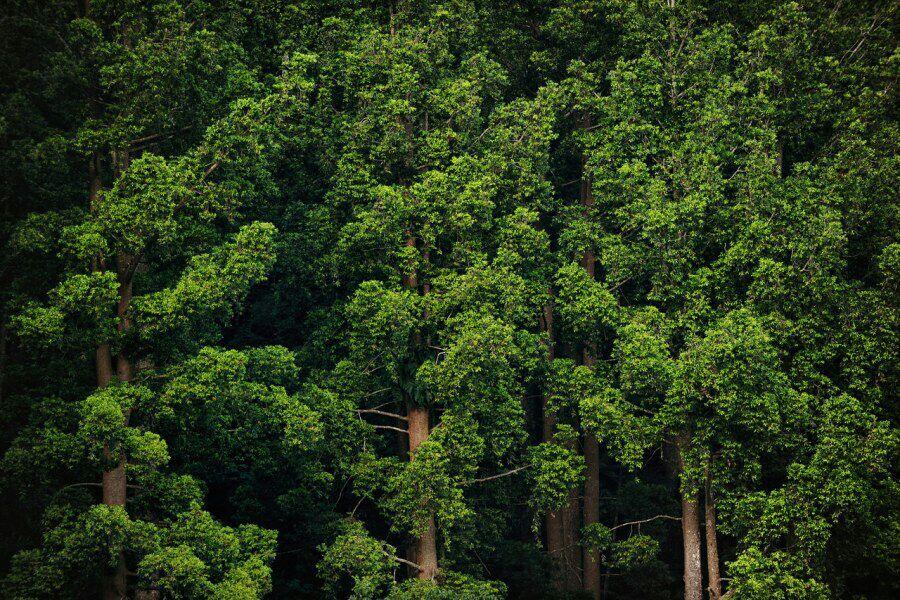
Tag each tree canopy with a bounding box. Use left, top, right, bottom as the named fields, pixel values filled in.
left=0, top=1, right=896, bottom=599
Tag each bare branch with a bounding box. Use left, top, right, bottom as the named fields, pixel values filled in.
left=462, top=464, right=530, bottom=485
left=58, top=482, right=102, bottom=492
left=357, top=408, right=407, bottom=421
left=372, top=424, right=409, bottom=435
left=382, top=548, right=422, bottom=571
left=610, top=515, right=681, bottom=531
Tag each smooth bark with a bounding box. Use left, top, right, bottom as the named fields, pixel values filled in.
left=679, top=444, right=703, bottom=600
left=705, top=478, right=721, bottom=600
left=401, top=233, right=437, bottom=580
left=407, top=404, right=437, bottom=580
left=582, top=430, right=601, bottom=600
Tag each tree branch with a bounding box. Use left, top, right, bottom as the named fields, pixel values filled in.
left=58, top=482, right=102, bottom=492
left=357, top=408, right=407, bottom=421
left=372, top=424, right=409, bottom=435
left=462, top=464, right=530, bottom=485
left=610, top=514, right=681, bottom=531
left=382, top=548, right=422, bottom=571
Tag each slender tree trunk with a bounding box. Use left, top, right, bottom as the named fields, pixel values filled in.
left=705, top=476, right=721, bottom=600
left=682, top=493, right=703, bottom=600
left=561, top=486, right=582, bottom=589
left=407, top=403, right=437, bottom=579
left=399, top=231, right=437, bottom=580
left=579, top=114, right=602, bottom=600
left=678, top=442, right=703, bottom=600
left=103, top=267, right=133, bottom=501
left=542, top=297, right=567, bottom=580
left=540, top=302, right=558, bottom=538
left=102, top=255, right=133, bottom=600
left=582, top=428, right=601, bottom=600
left=581, top=338, right=601, bottom=599
left=103, top=149, right=135, bottom=599
left=98, top=340, right=125, bottom=600
left=88, top=153, right=129, bottom=600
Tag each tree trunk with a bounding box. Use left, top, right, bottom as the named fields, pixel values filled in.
left=705, top=477, right=721, bottom=600
left=400, top=231, right=437, bottom=580
left=103, top=260, right=133, bottom=508
left=98, top=341, right=125, bottom=600
left=579, top=114, right=601, bottom=599
left=542, top=297, right=580, bottom=589
left=582, top=430, right=601, bottom=600
left=101, top=247, right=134, bottom=600
left=88, top=152, right=129, bottom=600
left=407, top=403, right=437, bottom=580
left=541, top=296, right=567, bottom=577
left=678, top=444, right=703, bottom=600
left=581, top=350, right=601, bottom=600
left=97, top=340, right=124, bottom=600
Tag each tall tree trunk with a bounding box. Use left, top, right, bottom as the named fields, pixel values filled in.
left=541, top=296, right=579, bottom=589
left=88, top=153, right=129, bottom=600
left=705, top=475, right=721, bottom=600
left=407, top=403, right=437, bottom=579
left=582, top=428, right=601, bottom=599
left=400, top=231, right=437, bottom=580
left=541, top=297, right=567, bottom=583
left=102, top=254, right=133, bottom=600
left=102, top=149, right=135, bottom=599
left=580, top=114, right=602, bottom=600
left=99, top=349, right=126, bottom=600
left=678, top=441, right=703, bottom=600
left=103, top=263, right=133, bottom=502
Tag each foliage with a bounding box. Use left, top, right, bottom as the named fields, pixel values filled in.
left=0, top=0, right=896, bottom=598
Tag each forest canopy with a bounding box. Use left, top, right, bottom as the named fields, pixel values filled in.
left=0, top=1, right=897, bottom=599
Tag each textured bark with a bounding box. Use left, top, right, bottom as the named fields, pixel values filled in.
left=705, top=479, right=721, bottom=600
left=96, top=344, right=114, bottom=387
left=679, top=445, right=703, bottom=600
left=401, top=232, right=417, bottom=289
left=407, top=404, right=437, bottom=580
left=682, top=490, right=703, bottom=600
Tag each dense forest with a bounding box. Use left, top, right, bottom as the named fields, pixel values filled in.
left=0, top=1, right=897, bottom=599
